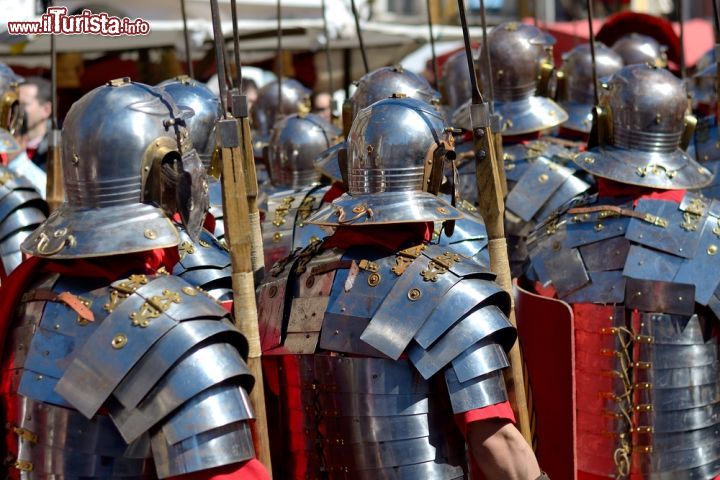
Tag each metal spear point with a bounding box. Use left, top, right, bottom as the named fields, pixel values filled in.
left=456, top=0, right=532, bottom=445
left=209, top=0, right=273, bottom=473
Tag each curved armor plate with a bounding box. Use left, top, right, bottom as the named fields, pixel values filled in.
left=0, top=166, right=48, bottom=276
left=525, top=191, right=720, bottom=479
left=458, top=139, right=590, bottom=275
left=261, top=184, right=334, bottom=269
left=689, top=115, right=720, bottom=199
left=173, top=227, right=233, bottom=301
left=258, top=240, right=515, bottom=479
left=3, top=272, right=256, bottom=478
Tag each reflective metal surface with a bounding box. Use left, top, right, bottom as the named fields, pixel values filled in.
left=21, top=78, right=212, bottom=258
left=612, top=33, right=668, bottom=67
left=0, top=165, right=48, bottom=276
left=173, top=227, right=233, bottom=301
left=350, top=65, right=440, bottom=118
left=575, top=64, right=713, bottom=189
left=251, top=78, right=311, bottom=138
left=157, top=75, right=222, bottom=166
left=557, top=43, right=623, bottom=133
left=440, top=50, right=473, bottom=111
left=267, top=112, right=340, bottom=188
left=307, top=97, right=462, bottom=226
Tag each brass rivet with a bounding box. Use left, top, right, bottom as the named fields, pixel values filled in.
left=595, top=223, right=604, bottom=232
left=273, top=232, right=283, bottom=243
left=709, top=245, right=718, bottom=256
left=352, top=205, right=366, bottom=214
left=182, top=286, right=198, bottom=296
left=538, top=173, right=549, bottom=183
left=112, top=334, right=128, bottom=349
left=584, top=156, right=595, bottom=164
left=268, top=285, right=278, bottom=298
left=53, top=228, right=67, bottom=238
left=407, top=288, right=422, bottom=301
left=368, top=272, right=381, bottom=287
left=144, top=229, right=157, bottom=240
left=436, top=207, right=449, bottom=215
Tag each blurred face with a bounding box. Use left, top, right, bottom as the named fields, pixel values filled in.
left=313, top=92, right=332, bottom=122
left=19, top=84, right=51, bottom=133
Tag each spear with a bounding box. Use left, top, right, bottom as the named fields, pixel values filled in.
left=209, top=0, right=273, bottom=472
left=350, top=0, right=369, bottom=74
left=713, top=0, right=720, bottom=141
left=456, top=0, right=532, bottom=444
left=585, top=0, right=608, bottom=150
left=180, top=0, right=194, bottom=78
left=229, top=0, right=265, bottom=283
left=321, top=0, right=338, bottom=121
left=45, top=0, right=64, bottom=211
left=425, top=0, right=438, bottom=91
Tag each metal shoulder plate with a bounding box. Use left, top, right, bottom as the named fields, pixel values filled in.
left=321, top=243, right=515, bottom=413
left=261, top=184, right=329, bottom=269
left=0, top=167, right=48, bottom=275
left=527, top=192, right=720, bottom=314
left=173, top=227, right=232, bottom=301
left=51, top=273, right=253, bottom=430
left=435, top=199, right=490, bottom=267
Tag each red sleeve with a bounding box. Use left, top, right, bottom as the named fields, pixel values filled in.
left=453, top=401, right=516, bottom=438
left=166, top=459, right=270, bottom=480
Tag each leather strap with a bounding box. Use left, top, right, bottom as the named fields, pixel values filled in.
left=567, top=205, right=668, bottom=227
left=22, top=289, right=95, bottom=322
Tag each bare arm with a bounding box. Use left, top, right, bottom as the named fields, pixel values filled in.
left=467, top=418, right=542, bottom=480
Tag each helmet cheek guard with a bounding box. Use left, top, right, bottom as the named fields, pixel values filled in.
left=1, top=87, right=21, bottom=136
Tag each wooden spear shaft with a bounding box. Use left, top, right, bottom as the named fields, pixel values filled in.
left=209, top=0, right=273, bottom=472
left=46, top=0, right=64, bottom=211
left=457, top=0, right=532, bottom=444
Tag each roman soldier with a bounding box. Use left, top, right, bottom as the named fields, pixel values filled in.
left=688, top=63, right=720, bottom=199
left=521, top=64, right=719, bottom=479
left=454, top=22, right=591, bottom=275
left=555, top=43, right=624, bottom=140
left=0, top=78, right=269, bottom=479
left=258, top=95, right=543, bottom=479
left=261, top=112, right=340, bottom=268
left=0, top=64, right=47, bottom=279
left=156, top=75, right=234, bottom=302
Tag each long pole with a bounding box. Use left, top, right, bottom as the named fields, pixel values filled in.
left=676, top=0, right=686, bottom=80
left=320, top=0, right=338, bottom=121
left=457, top=0, right=532, bottom=445
left=180, top=0, right=194, bottom=78
left=425, top=0, right=438, bottom=91
left=276, top=0, right=283, bottom=121
left=350, top=0, right=369, bottom=74
left=209, top=0, right=273, bottom=473
left=46, top=0, right=64, bottom=211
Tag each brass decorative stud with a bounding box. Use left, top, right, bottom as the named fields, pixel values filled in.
left=594, top=223, right=605, bottom=232
left=273, top=232, right=283, bottom=243
left=352, top=205, right=366, bottom=214
left=144, top=229, right=157, bottom=240
left=368, top=272, right=381, bottom=287
left=538, top=173, right=549, bottom=183
left=584, top=156, right=595, bottom=164
left=708, top=244, right=718, bottom=256
left=182, top=286, right=198, bottom=296
left=407, top=288, right=422, bottom=301
left=436, top=207, right=449, bottom=215
left=112, top=334, right=128, bottom=349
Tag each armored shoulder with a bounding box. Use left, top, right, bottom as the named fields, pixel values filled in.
left=259, top=241, right=516, bottom=413
left=0, top=167, right=48, bottom=275
left=436, top=200, right=490, bottom=267
left=527, top=192, right=720, bottom=316
left=20, top=273, right=258, bottom=478
left=173, top=227, right=232, bottom=301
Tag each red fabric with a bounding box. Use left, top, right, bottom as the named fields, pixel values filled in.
left=322, top=223, right=434, bottom=254
left=453, top=401, right=516, bottom=438
left=166, top=459, right=269, bottom=480
left=596, top=178, right=686, bottom=205
left=557, top=127, right=589, bottom=143
left=321, top=181, right=346, bottom=203
left=502, top=131, right=543, bottom=145
left=171, top=212, right=216, bottom=234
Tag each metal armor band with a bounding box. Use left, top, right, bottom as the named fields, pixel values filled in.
left=634, top=362, right=719, bottom=389
left=327, top=458, right=465, bottom=480
left=349, top=166, right=425, bottom=193
left=110, top=342, right=252, bottom=443
left=9, top=395, right=140, bottom=458
left=289, top=413, right=432, bottom=444
left=643, top=457, right=720, bottom=480
left=634, top=343, right=717, bottom=369
left=284, top=389, right=432, bottom=417
left=635, top=402, right=720, bottom=434
left=0, top=189, right=44, bottom=221
left=15, top=443, right=146, bottom=477
left=414, top=278, right=510, bottom=349
left=639, top=424, right=720, bottom=454
left=638, top=313, right=710, bottom=345
left=409, top=306, right=511, bottom=380
left=56, top=275, right=229, bottom=418
left=161, top=384, right=253, bottom=445
left=613, top=125, right=683, bottom=153
left=0, top=207, right=46, bottom=240
left=631, top=441, right=720, bottom=474
left=113, top=318, right=246, bottom=410
left=151, top=421, right=255, bottom=479
left=635, top=383, right=720, bottom=411
left=65, top=174, right=143, bottom=208
left=452, top=342, right=510, bottom=383
left=445, top=368, right=508, bottom=413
